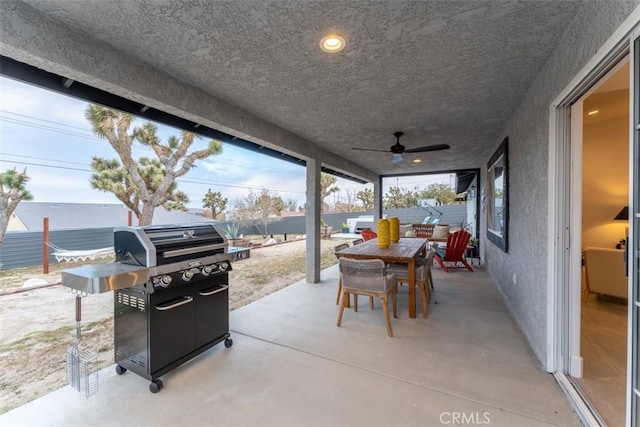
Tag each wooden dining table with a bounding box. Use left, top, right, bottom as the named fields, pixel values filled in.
left=336, top=237, right=429, bottom=319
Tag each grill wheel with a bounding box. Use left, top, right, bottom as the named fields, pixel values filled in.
left=149, top=379, right=163, bottom=393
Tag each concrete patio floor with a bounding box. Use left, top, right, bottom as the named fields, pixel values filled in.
left=0, top=266, right=579, bottom=426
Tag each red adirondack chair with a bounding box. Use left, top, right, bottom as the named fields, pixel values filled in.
left=360, top=228, right=377, bottom=241
left=433, top=230, right=474, bottom=272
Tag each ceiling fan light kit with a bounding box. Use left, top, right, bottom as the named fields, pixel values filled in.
left=351, top=131, right=450, bottom=163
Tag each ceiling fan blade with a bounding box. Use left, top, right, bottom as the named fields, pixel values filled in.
left=403, top=144, right=450, bottom=153
left=352, top=147, right=392, bottom=153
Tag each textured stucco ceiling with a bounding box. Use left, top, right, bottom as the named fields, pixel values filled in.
left=19, top=0, right=581, bottom=176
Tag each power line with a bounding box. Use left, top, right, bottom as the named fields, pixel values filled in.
left=0, top=109, right=94, bottom=132
left=178, top=178, right=305, bottom=195
left=1, top=112, right=389, bottom=194
left=0, top=116, right=101, bottom=141
left=1, top=149, right=304, bottom=180
left=0, top=85, right=309, bottom=196
left=0, top=159, right=91, bottom=173
left=0, top=113, right=303, bottom=176
left=0, top=152, right=89, bottom=166
left=0, top=158, right=306, bottom=194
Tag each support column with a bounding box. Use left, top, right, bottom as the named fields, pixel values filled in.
left=305, top=160, right=321, bottom=283
left=373, top=177, right=383, bottom=227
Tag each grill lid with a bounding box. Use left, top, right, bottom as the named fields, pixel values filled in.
left=115, top=223, right=228, bottom=267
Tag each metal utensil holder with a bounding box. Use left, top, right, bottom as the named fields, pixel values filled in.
left=66, top=290, right=99, bottom=397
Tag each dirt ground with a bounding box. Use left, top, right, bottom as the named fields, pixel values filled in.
left=0, top=238, right=346, bottom=414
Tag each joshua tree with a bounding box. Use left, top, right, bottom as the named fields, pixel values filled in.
left=0, top=168, right=33, bottom=246
left=419, top=182, right=457, bottom=205
left=320, top=173, right=339, bottom=213
left=201, top=189, right=228, bottom=219
left=383, top=186, right=418, bottom=209
left=86, top=105, right=222, bottom=225
left=357, top=188, right=374, bottom=211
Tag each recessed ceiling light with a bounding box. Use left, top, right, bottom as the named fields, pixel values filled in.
left=319, top=34, right=346, bottom=53
left=412, top=159, right=422, bottom=163
left=587, top=110, right=599, bottom=115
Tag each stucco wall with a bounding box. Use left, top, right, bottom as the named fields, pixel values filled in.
left=483, top=0, right=638, bottom=365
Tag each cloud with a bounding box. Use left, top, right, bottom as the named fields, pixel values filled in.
left=16, top=168, right=119, bottom=204
left=0, top=77, right=90, bottom=129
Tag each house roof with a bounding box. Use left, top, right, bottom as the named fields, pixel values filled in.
left=13, top=202, right=216, bottom=231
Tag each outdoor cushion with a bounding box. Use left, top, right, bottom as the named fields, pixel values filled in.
left=431, top=225, right=450, bottom=240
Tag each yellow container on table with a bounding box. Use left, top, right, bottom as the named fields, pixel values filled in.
left=377, top=219, right=390, bottom=248
left=389, top=217, right=400, bottom=243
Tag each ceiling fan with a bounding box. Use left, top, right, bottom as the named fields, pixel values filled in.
left=352, top=131, right=450, bottom=163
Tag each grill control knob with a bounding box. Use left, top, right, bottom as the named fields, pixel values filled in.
left=218, top=261, right=229, bottom=272
left=160, top=275, right=172, bottom=287
left=201, top=265, right=213, bottom=276
left=181, top=270, right=194, bottom=281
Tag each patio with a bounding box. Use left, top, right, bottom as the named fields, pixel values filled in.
left=0, top=266, right=578, bottom=426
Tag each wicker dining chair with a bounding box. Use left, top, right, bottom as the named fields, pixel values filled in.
left=335, top=243, right=375, bottom=307
left=334, top=243, right=350, bottom=305
left=337, top=258, right=397, bottom=337
left=386, top=250, right=436, bottom=318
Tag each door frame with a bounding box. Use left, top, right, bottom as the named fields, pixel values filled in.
left=547, top=9, right=640, bottom=426
left=629, top=31, right=640, bottom=427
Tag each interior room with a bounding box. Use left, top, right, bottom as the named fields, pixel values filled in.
left=578, top=58, right=630, bottom=427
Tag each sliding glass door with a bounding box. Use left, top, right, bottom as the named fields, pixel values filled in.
left=630, top=33, right=640, bottom=427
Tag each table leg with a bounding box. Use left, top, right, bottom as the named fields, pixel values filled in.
left=408, top=259, right=416, bottom=318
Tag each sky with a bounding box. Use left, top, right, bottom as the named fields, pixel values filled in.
left=0, top=76, right=452, bottom=212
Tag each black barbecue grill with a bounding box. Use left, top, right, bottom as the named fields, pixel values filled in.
left=62, top=223, right=233, bottom=393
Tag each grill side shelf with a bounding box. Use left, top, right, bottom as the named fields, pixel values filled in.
left=62, top=263, right=149, bottom=294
